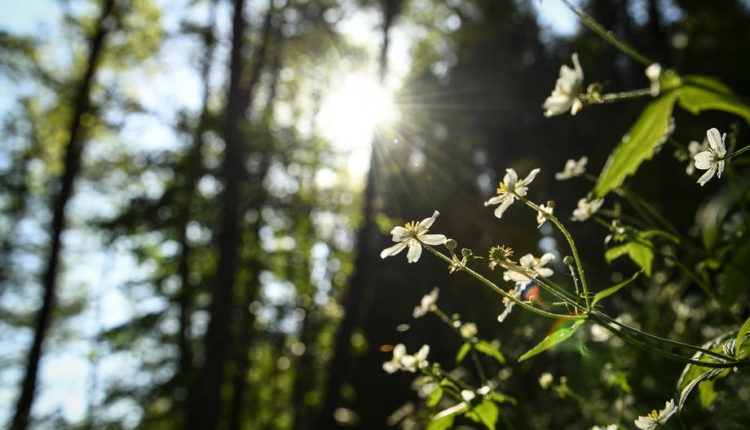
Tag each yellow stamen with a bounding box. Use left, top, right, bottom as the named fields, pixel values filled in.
left=647, top=409, right=662, bottom=419
left=496, top=182, right=508, bottom=195
left=503, top=289, right=515, bottom=305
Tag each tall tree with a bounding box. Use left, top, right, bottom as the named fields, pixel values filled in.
left=10, top=1, right=117, bottom=428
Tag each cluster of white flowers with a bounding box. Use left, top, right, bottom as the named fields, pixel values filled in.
left=380, top=211, right=448, bottom=263
left=536, top=203, right=554, bottom=228
left=484, top=168, right=540, bottom=218
left=543, top=53, right=584, bottom=117
left=634, top=399, right=677, bottom=430
left=412, top=287, right=439, bottom=318
left=693, top=127, right=726, bottom=186
left=383, top=344, right=430, bottom=374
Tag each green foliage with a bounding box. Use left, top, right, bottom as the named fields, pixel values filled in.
left=721, top=240, right=750, bottom=305
left=593, top=93, right=678, bottom=198
left=591, top=270, right=642, bottom=307
left=518, top=320, right=585, bottom=362
left=475, top=340, right=506, bottom=364
left=604, top=241, right=654, bottom=276
left=464, top=398, right=500, bottom=430
left=678, top=75, right=750, bottom=123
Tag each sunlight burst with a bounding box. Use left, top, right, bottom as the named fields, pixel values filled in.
left=317, top=74, right=400, bottom=151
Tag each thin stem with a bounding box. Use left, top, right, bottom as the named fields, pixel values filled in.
left=722, top=143, right=750, bottom=161
left=559, top=0, right=653, bottom=66
left=433, top=308, right=488, bottom=384
left=518, top=196, right=591, bottom=309
left=424, top=245, right=586, bottom=321
left=581, top=88, right=653, bottom=105
left=589, top=313, right=747, bottom=368
left=591, top=311, right=735, bottom=362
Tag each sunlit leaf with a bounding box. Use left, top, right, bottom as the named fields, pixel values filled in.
left=465, top=398, right=499, bottom=430
left=604, top=241, right=653, bottom=276
left=518, top=320, right=585, bottom=362
left=699, top=380, right=719, bottom=408
left=678, top=75, right=750, bottom=123
left=428, top=387, right=444, bottom=408
left=592, top=270, right=643, bottom=307
left=429, top=403, right=466, bottom=430
left=456, top=342, right=471, bottom=363
left=490, top=392, right=517, bottom=405
left=736, top=315, right=750, bottom=352
left=594, top=92, right=678, bottom=198
left=475, top=340, right=506, bottom=364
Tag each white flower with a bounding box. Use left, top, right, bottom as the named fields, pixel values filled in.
left=459, top=322, right=478, bottom=339
left=694, top=128, right=727, bottom=186
left=413, top=287, right=439, bottom=318
left=484, top=168, right=540, bottom=218
left=536, top=203, right=554, bottom=228
left=591, top=425, right=618, bottom=430
left=543, top=53, right=584, bottom=117
left=555, top=156, right=588, bottom=180
left=685, top=137, right=708, bottom=175
left=383, top=344, right=407, bottom=374
left=645, top=63, right=662, bottom=96
left=572, top=198, right=604, bottom=222
left=460, top=390, right=476, bottom=402
left=635, top=399, right=677, bottom=430
left=503, top=253, right=555, bottom=283
left=383, top=344, right=430, bottom=374
left=380, top=211, right=448, bottom=263
left=538, top=372, right=554, bottom=389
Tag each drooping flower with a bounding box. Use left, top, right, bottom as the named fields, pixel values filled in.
left=555, top=156, right=588, bottom=180
left=543, top=53, right=584, bottom=117
left=484, top=168, right=540, bottom=218
left=498, top=284, right=525, bottom=322
left=383, top=344, right=430, bottom=373
left=413, top=287, right=439, bottom=318
left=572, top=197, right=604, bottom=222
left=459, top=322, right=478, bottom=339
left=694, top=128, right=727, bottom=186
left=380, top=211, right=448, bottom=263
left=645, top=63, right=662, bottom=97
left=634, top=399, right=677, bottom=430
left=503, top=253, right=555, bottom=283
left=538, top=372, right=554, bottom=390
left=536, top=203, right=554, bottom=228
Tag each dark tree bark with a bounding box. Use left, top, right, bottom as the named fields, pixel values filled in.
left=186, top=0, right=275, bottom=427
left=10, top=1, right=116, bottom=429
left=316, top=1, right=401, bottom=429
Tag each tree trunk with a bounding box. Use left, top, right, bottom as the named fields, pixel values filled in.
left=10, top=1, right=116, bottom=429
left=317, top=1, right=401, bottom=428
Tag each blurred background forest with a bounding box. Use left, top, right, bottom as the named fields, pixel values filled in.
left=1, top=0, right=750, bottom=429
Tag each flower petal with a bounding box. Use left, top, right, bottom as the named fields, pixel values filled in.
left=693, top=151, right=714, bottom=170
left=407, top=241, right=423, bottom=263
left=717, top=160, right=726, bottom=178
left=420, top=233, right=448, bottom=245
left=697, top=165, right=716, bottom=186
left=494, top=198, right=514, bottom=218
left=706, top=128, right=723, bottom=153
left=539, top=252, right=555, bottom=266
left=380, top=242, right=407, bottom=259
left=504, top=168, right=518, bottom=188
left=484, top=195, right=505, bottom=206
left=419, top=210, right=440, bottom=231
left=522, top=168, right=541, bottom=185
left=390, top=226, right=410, bottom=242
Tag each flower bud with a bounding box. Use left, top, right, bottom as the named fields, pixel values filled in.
left=445, top=239, right=457, bottom=251
left=563, top=256, right=575, bottom=266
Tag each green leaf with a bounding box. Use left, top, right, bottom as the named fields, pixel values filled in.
left=490, top=392, right=517, bottom=406
left=427, top=411, right=456, bottom=430
left=456, top=342, right=471, bottom=363
left=604, top=242, right=653, bottom=276
left=465, top=398, right=499, bottom=430
left=475, top=340, right=506, bottom=364
left=594, top=92, right=678, bottom=198
left=428, top=387, right=444, bottom=408
left=678, top=75, right=750, bottom=123
left=736, top=315, right=750, bottom=352
left=518, top=319, right=585, bottom=362
left=699, top=380, right=719, bottom=409
left=592, top=270, right=643, bottom=307
left=722, top=241, right=750, bottom=306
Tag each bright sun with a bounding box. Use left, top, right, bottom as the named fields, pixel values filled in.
left=317, top=73, right=400, bottom=151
